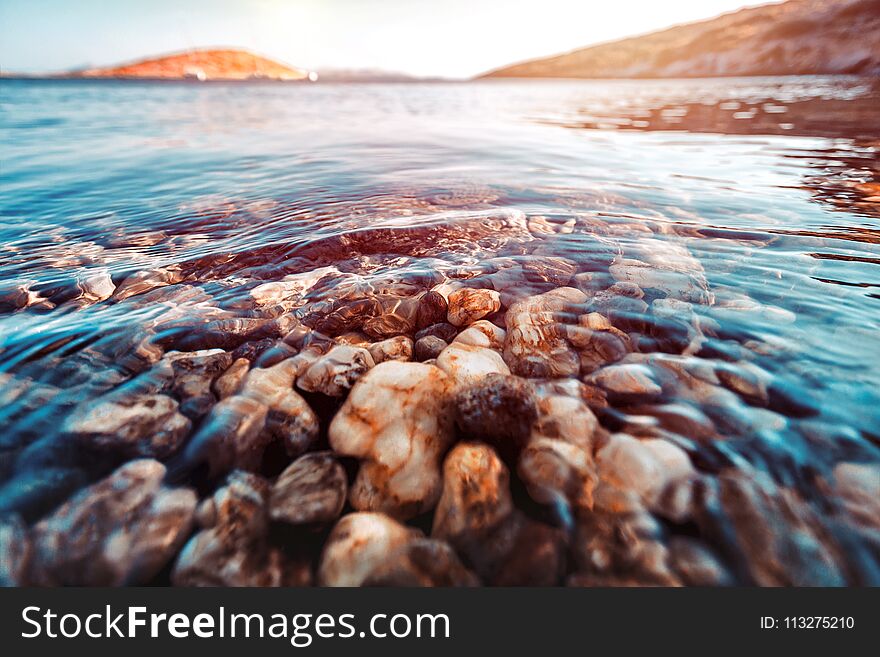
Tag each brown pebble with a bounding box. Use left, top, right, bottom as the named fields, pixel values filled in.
left=415, top=335, right=448, bottom=361
left=269, top=452, right=348, bottom=526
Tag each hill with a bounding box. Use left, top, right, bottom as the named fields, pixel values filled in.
left=69, top=48, right=310, bottom=81
left=481, top=0, right=880, bottom=79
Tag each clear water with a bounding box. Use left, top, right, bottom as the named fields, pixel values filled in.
left=1, top=77, right=879, bottom=580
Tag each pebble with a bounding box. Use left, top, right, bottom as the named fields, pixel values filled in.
left=503, top=287, right=586, bottom=378
left=414, top=322, right=458, bottom=343
left=414, top=335, right=448, bottom=361
left=571, top=508, right=680, bottom=586
left=519, top=437, right=597, bottom=511
left=432, top=443, right=514, bottom=542
left=63, top=393, right=191, bottom=459
left=454, top=373, right=537, bottom=450
left=447, top=288, right=501, bottom=326
left=362, top=295, right=420, bottom=338
left=832, top=462, right=880, bottom=529
left=452, top=319, right=507, bottom=350
left=269, top=452, right=348, bottom=526
left=112, top=266, right=183, bottom=302
left=297, top=344, right=375, bottom=396
left=589, top=363, right=663, bottom=399
left=172, top=471, right=310, bottom=586
left=0, top=515, right=31, bottom=586
left=329, top=361, right=456, bottom=519
left=415, top=290, right=449, bottom=329
left=362, top=538, right=480, bottom=587
left=436, top=342, right=511, bottom=386
left=531, top=389, right=599, bottom=450
left=367, top=335, right=414, bottom=364
left=594, top=433, right=684, bottom=511
left=693, top=470, right=846, bottom=586
left=164, top=349, right=234, bottom=418
left=180, top=358, right=318, bottom=476
left=667, top=537, right=734, bottom=586
left=212, top=357, right=250, bottom=399
left=29, top=459, right=196, bottom=586
left=318, top=512, right=419, bottom=586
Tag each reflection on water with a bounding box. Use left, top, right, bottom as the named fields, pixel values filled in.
left=0, top=76, right=878, bottom=586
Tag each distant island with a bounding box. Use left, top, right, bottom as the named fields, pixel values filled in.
left=62, top=48, right=311, bottom=81
left=313, top=68, right=443, bottom=83
left=482, top=0, right=880, bottom=79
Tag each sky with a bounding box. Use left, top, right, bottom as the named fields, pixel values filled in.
left=0, top=0, right=775, bottom=78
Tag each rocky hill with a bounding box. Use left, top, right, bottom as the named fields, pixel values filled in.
left=482, top=0, right=880, bottom=79
left=70, top=48, right=310, bottom=81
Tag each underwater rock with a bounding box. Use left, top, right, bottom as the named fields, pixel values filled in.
left=335, top=331, right=372, bottom=347
left=695, top=470, right=847, bottom=586
left=415, top=290, right=449, bottom=330
left=64, top=392, right=191, bottom=459
left=432, top=443, right=514, bottom=542
left=715, top=362, right=770, bottom=406
left=249, top=267, right=339, bottom=309
left=180, top=357, right=319, bottom=476
left=521, top=255, right=577, bottom=286
left=212, top=357, right=250, bottom=399
left=362, top=537, right=480, bottom=587
left=297, top=344, right=375, bottom=397
left=454, top=373, right=537, bottom=449
left=0, top=284, right=33, bottom=312
left=164, top=349, right=234, bottom=418
left=198, top=317, right=291, bottom=353
left=571, top=507, right=680, bottom=586
left=254, top=341, right=298, bottom=368
left=181, top=395, right=269, bottom=476
left=0, top=468, right=89, bottom=524
left=367, top=335, right=413, bottom=364
left=452, top=319, right=507, bottom=350
left=172, top=471, right=310, bottom=587
left=112, top=266, right=183, bottom=302
left=593, top=433, right=689, bottom=512
left=667, top=537, right=734, bottom=586
left=318, top=512, right=419, bottom=586
left=414, top=335, right=448, bottom=361
left=610, top=257, right=711, bottom=304
left=447, top=288, right=501, bottom=327
left=414, top=322, right=458, bottom=343
left=566, top=312, right=632, bottom=374
left=519, top=437, right=597, bottom=511
left=29, top=459, right=196, bottom=586
left=72, top=269, right=116, bottom=307
left=503, top=287, right=586, bottom=378
left=0, top=515, right=31, bottom=586
left=269, top=452, right=348, bottom=526
left=329, top=361, right=456, bottom=519
left=832, top=462, right=880, bottom=529
left=362, top=295, right=421, bottom=339
left=432, top=443, right=565, bottom=585
left=436, top=341, right=510, bottom=386
left=588, top=363, right=663, bottom=400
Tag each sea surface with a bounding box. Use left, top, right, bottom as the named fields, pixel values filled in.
left=1, top=77, right=879, bottom=583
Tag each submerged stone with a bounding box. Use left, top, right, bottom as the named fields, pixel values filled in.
left=29, top=459, right=196, bottom=586
left=318, top=512, right=419, bottom=586
left=297, top=344, right=375, bottom=397
left=64, top=393, right=191, bottom=459
left=447, top=288, right=501, bottom=327
left=329, top=361, right=456, bottom=519
left=269, top=452, right=348, bottom=526
left=172, top=471, right=310, bottom=587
